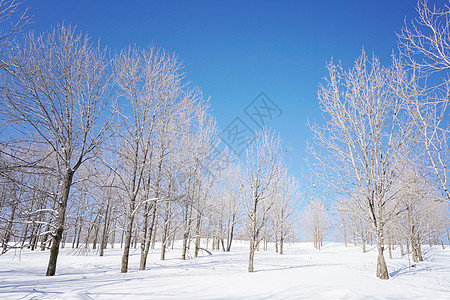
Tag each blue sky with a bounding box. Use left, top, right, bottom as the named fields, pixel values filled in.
left=27, top=0, right=428, bottom=178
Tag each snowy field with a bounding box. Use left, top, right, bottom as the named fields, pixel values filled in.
left=0, top=241, right=449, bottom=299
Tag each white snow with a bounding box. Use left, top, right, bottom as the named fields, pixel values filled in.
left=0, top=241, right=449, bottom=299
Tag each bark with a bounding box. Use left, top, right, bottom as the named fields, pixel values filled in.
left=417, top=242, right=423, bottom=261
left=280, top=234, right=284, bottom=255
left=248, top=237, right=256, bottom=272
left=139, top=202, right=150, bottom=268
left=181, top=200, right=192, bottom=260
left=151, top=216, right=158, bottom=249
left=61, top=232, right=66, bottom=248
left=376, top=247, right=389, bottom=280
left=72, top=213, right=79, bottom=249
left=446, top=225, right=450, bottom=247
left=194, top=213, right=202, bottom=258
left=21, top=217, right=29, bottom=248
left=342, top=218, right=348, bottom=247
left=375, top=229, right=389, bottom=280
left=121, top=212, right=135, bottom=273
left=248, top=190, right=258, bottom=272
left=2, top=195, right=17, bottom=254
left=133, top=225, right=138, bottom=249
left=388, top=239, right=392, bottom=259
left=110, top=227, right=115, bottom=249
left=46, top=169, right=74, bottom=276
left=99, top=199, right=110, bottom=257
left=140, top=202, right=157, bottom=270
left=160, top=201, right=172, bottom=260
left=75, top=219, right=83, bottom=249
left=91, top=214, right=100, bottom=250
left=41, top=223, right=50, bottom=251
left=361, top=227, right=366, bottom=253
left=399, top=239, right=404, bottom=257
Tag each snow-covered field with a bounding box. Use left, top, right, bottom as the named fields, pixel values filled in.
left=0, top=241, right=449, bottom=299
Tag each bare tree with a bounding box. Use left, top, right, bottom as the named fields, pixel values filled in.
left=398, top=0, right=450, bottom=201
left=301, top=199, right=329, bottom=250
left=0, top=0, right=31, bottom=70
left=271, top=170, right=299, bottom=254
left=108, top=45, right=183, bottom=273
left=242, top=128, right=285, bottom=272
left=210, top=159, right=242, bottom=252
left=1, top=24, right=112, bottom=276
left=399, top=0, right=450, bottom=72
left=309, top=52, right=414, bottom=279
left=179, top=100, right=217, bottom=260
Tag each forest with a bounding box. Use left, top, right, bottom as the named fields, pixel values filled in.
left=0, top=1, right=448, bottom=296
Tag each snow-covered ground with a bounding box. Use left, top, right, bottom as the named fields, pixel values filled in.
left=0, top=241, right=449, bottom=299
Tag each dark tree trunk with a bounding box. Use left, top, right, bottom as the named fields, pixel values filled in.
left=99, top=199, right=110, bottom=256
left=181, top=201, right=191, bottom=260
left=121, top=212, right=135, bottom=273
left=226, top=221, right=234, bottom=252
left=2, top=196, right=17, bottom=254
left=46, top=169, right=74, bottom=276
left=140, top=202, right=157, bottom=270
left=160, top=201, right=172, bottom=260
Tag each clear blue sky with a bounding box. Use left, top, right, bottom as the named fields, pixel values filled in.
left=27, top=0, right=429, bottom=178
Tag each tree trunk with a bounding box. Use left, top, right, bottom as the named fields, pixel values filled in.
left=99, top=199, right=110, bottom=257
left=194, top=213, right=202, bottom=258
left=133, top=225, right=139, bottom=249
left=376, top=248, right=389, bottom=279
left=139, top=203, right=150, bottom=268
left=160, top=200, right=172, bottom=260
left=72, top=214, right=79, bottom=249
left=399, top=239, right=404, bottom=257
left=140, top=202, right=157, bottom=270
left=41, top=223, right=51, bottom=251
left=388, top=235, right=393, bottom=259
left=248, top=237, right=256, bottom=272
left=46, top=169, right=74, bottom=276
left=343, top=218, right=348, bottom=247
left=181, top=200, right=192, bottom=260
left=121, top=206, right=135, bottom=273
left=375, top=228, right=389, bottom=280
left=151, top=216, right=158, bottom=249
left=111, top=226, right=116, bottom=249
left=2, top=196, right=17, bottom=254
left=417, top=241, right=423, bottom=262
left=446, top=225, right=450, bottom=247
left=61, top=232, right=66, bottom=249
left=226, top=220, right=234, bottom=252
left=160, top=221, right=169, bottom=260
left=248, top=191, right=258, bottom=272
